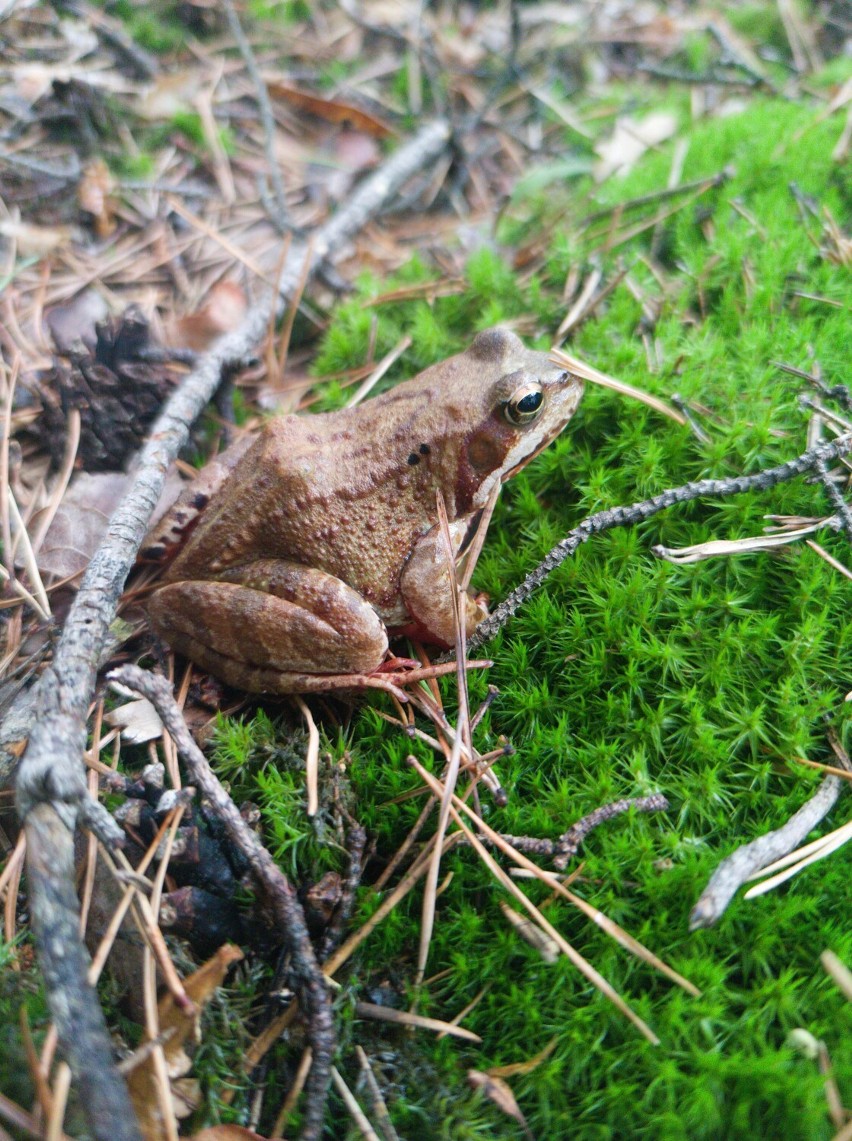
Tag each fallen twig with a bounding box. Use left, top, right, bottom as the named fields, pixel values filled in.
left=222, top=0, right=291, bottom=232
left=460, top=795, right=670, bottom=868
left=10, top=118, right=452, bottom=1141
left=465, top=434, right=852, bottom=652
left=109, top=663, right=335, bottom=1141
left=690, top=732, right=852, bottom=929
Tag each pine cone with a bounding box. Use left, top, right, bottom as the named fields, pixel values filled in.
left=33, top=307, right=178, bottom=471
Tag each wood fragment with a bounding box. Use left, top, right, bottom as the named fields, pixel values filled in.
left=690, top=746, right=850, bottom=929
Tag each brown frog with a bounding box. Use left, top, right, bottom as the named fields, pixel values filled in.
left=146, top=328, right=583, bottom=693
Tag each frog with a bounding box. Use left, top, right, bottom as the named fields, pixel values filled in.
left=145, top=327, right=584, bottom=694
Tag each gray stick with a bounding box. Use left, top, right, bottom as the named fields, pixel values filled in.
left=12, top=118, right=451, bottom=1141
left=689, top=774, right=844, bottom=929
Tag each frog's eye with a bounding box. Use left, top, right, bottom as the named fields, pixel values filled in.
left=504, top=383, right=544, bottom=426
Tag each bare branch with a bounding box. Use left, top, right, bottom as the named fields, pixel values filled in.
left=10, top=119, right=452, bottom=1141
left=466, top=434, right=852, bottom=652
left=108, top=665, right=335, bottom=1141
left=689, top=774, right=845, bottom=930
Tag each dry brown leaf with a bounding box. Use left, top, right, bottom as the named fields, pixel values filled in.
left=137, top=69, right=205, bottom=119
left=128, top=945, right=244, bottom=1141
left=105, top=697, right=164, bottom=745
left=33, top=472, right=130, bottom=578
left=34, top=470, right=184, bottom=579
left=594, top=112, right=678, bottom=181
left=468, top=1071, right=532, bottom=1136
left=167, top=281, right=248, bottom=352
left=266, top=79, right=395, bottom=137
left=78, top=159, right=117, bottom=239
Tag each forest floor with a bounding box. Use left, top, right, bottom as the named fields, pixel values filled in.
left=0, top=1, right=851, bottom=1138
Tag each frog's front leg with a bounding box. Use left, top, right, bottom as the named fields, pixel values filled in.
left=398, top=517, right=489, bottom=648
left=148, top=560, right=388, bottom=694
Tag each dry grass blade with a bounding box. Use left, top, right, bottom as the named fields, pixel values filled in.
left=793, top=755, right=852, bottom=781
left=743, top=819, right=852, bottom=897
left=331, top=1066, right=381, bottom=1140
left=806, top=539, right=852, bottom=580
left=415, top=491, right=471, bottom=987
left=295, top=696, right=320, bottom=817
left=355, top=1046, right=400, bottom=1141
left=499, top=901, right=559, bottom=963
left=29, top=407, right=81, bottom=557
left=354, top=1002, right=482, bottom=1042
left=436, top=986, right=490, bottom=1039
left=0, top=830, right=26, bottom=902
left=654, top=520, right=833, bottom=563
left=0, top=1089, right=70, bottom=1141
left=322, top=833, right=464, bottom=979
left=408, top=756, right=662, bottom=1044
left=821, top=951, right=852, bottom=1002
left=271, top=1045, right=312, bottom=1136
left=6, top=490, right=51, bottom=619
left=411, top=757, right=699, bottom=996
left=550, top=347, right=686, bottom=425
left=346, top=335, right=412, bottom=408
left=89, top=805, right=187, bottom=984
left=45, top=1062, right=71, bottom=1141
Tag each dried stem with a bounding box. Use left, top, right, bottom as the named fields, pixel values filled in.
left=222, top=0, right=291, bottom=231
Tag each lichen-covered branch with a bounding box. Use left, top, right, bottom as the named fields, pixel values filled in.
left=467, top=434, right=852, bottom=651
left=11, top=118, right=452, bottom=1141
left=109, top=665, right=335, bottom=1141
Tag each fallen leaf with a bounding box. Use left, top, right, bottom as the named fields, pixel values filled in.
left=486, top=1037, right=558, bottom=1079
left=33, top=472, right=129, bottom=578
left=34, top=469, right=186, bottom=579
left=78, top=158, right=117, bottom=239
left=105, top=698, right=164, bottom=745
left=594, top=112, right=678, bottom=181
left=266, top=79, right=394, bottom=137
left=468, top=1071, right=532, bottom=1136
left=128, top=945, right=244, bottom=1141
left=168, top=280, right=248, bottom=351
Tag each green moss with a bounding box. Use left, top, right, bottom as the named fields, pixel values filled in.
left=293, top=91, right=852, bottom=1139
left=108, top=0, right=186, bottom=54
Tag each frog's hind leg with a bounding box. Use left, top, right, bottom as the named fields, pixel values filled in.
left=148, top=560, right=388, bottom=694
